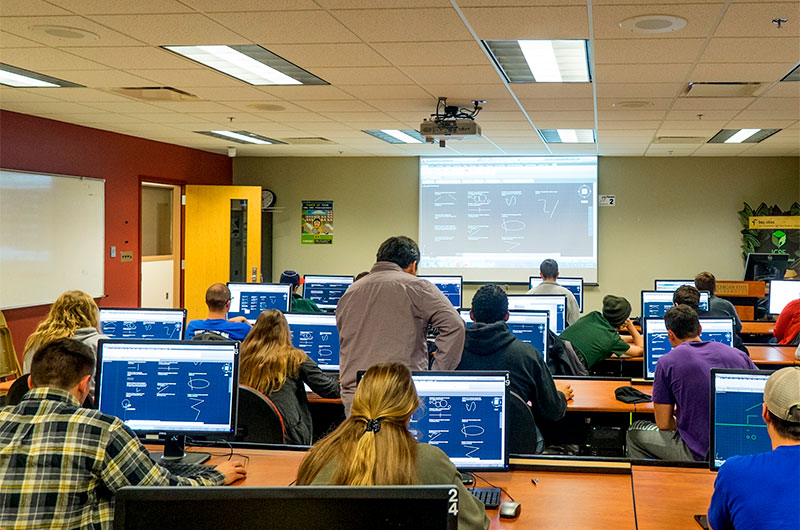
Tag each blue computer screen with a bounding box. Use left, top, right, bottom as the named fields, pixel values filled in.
left=459, top=309, right=548, bottom=361
left=529, top=277, right=583, bottom=312
left=506, top=294, right=566, bottom=333
left=302, top=275, right=354, bottom=310
left=419, top=276, right=463, bottom=308
left=284, top=313, right=340, bottom=371
left=228, top=283, right=291, bottom=322
left=641, top=290, right=709, bottom=318
left=644, top=318, right=735, bottom=379
left=97, top=341, right=238, bottom=434
left=654, top=280, right=695, bottom=292
left=408, top=372, right=507, bottom=470
left=100, top=309, right=185, bottom=340
left=711, top=371, right=772, bottom=470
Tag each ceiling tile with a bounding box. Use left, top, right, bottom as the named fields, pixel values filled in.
left=65, top=46, right=194, bottom=69
left=129, top=69, right=244, bottom=87
left=0, top=0, right=72, bottom=16
left=763, top=83, right=800, bottom=98
left=746, top=97, right=800, bottom=113
left=0, top=16, right=145, bottom=46
left=147, top=100, right=243, bottom=113
left=2, top=100, right=107, bottom=114
left=47, top=1, right=194, bottom=14
left=596, top=98, right=674, bottom=110
left=220, top=100, right=311, bottom=113
left=295, top=100, right=378, bottom=112
left=309, top=66, right=415, bottom=85
left=403, top=65, right=500, bottom=85
left=595, top=63, right=693, bottom=84
left=41, top=87, right=138, bottom=102
left=599, top=120, right=663, bottom=129
left=181, top=0, right=321, bottom=10
left=0, top=88, right=60, bottom=103
left=424, top=83, right=511, bottom=100
left=210, top=11, right=359, bottom=44
left=593, top=4, right=726, bottom=39
left=340, top=85, right=432, bottom=99
left=714, top=2, right=800, bottom=38
left=52, top=112, right=145, bottom=123
left=187, top=86, right=279, bottom=101
left=723, top=118, right=797, bottom=128
left=671, top=97, right=755, bottom=110
left=461, top=6, right=589, bottom=39
left=36, top=69, right=157, bottom=87
left=690, top=62, right=796, bottom=82
left=593, top=38, right=705, bottom=64
left=0, top=31, right=46, bottom=47
left=330, top=8, right=472, bottom=42
left=258, top=85, right=356, bottom=100
left=510, top=83, right=593, bottom=99
left=732, top=109, right=799, bottom=120
left=0, top=47, right=105, bottom=70
left=88, top=14, right=250, bottom=45
left=138, top=113, right=215, bottom=124
left=664, top=109, right=740, bottom=121
left=265, top=43, right=390, bottom=68
left=597, top=109, right=666, bottom=120
left=370, top=41, right=488, bottom=66
left=83, top=100, right=177, bottom=113
left=700, top=37, right=800, bottom=63
left=527, top=110, right=595, bottom=121
left=595, top=83, right=683, bottom=98
left=476, top=110, right=527, bottom=122
left=657, top=120, right=729, bottom=130
left=519, top=98, right=595, bottom=111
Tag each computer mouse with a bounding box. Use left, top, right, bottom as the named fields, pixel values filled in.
left=499, top=501, right=521, bottom=519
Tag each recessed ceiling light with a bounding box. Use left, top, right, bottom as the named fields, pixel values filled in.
left=0, top=63, right=82, bottom=88
left=612, top=100, right=654, bottom=109
left=483, top=40, right=591, bottom=83
left=619, top=15, right=687, bottom=34
left=195, top=130, right=286, bottom=145
left=163, top=45, right=327, bottom=86
left=363, top=129, right=425, bottom=144
left=707, top=129, right=781, bottom=144
left=540, top=129, right=595, bottom=144
left=246, top=103, right=287, bottom=112
left=781, top=62, right=800, bottom=82
left=30, top=25, right=99, bottom=41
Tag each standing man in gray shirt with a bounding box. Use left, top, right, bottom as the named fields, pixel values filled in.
left=527, top=258, right=580, bottom=326
left=336, top=236, right=465, bottom=414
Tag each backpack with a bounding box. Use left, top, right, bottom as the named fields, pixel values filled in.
left=546, top=330, right=589, bottom=376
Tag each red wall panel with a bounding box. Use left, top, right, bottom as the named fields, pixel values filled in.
left=0, top=110, right=232, bottom=360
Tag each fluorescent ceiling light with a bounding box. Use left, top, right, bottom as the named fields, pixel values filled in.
left=724, top=128, right=759, bottom=143
left=484, top=40, right=591, bottom=83
left=212, top=130, right=271, bottom=144
left=707, top=129, right=781, bottom=144
left=363, top=130, right=426, bottom=144
left=381, top=129, right=422, bottom=144
left=0, top=62, right=82, bottom=88
left=557, top=129, right=579, bottom=143
left=195, top=130, right=286, bottom=145
left=781, top=62, right=800, bottom=82
left=541, top=129, right=595, bottom=144
left=163, top=45, right=327, bottom=86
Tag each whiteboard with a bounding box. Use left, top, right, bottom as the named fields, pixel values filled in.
left=0, top=169, right=105, bottom=309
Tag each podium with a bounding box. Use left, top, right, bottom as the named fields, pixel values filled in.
left=716, top=281, right=766, bottom=320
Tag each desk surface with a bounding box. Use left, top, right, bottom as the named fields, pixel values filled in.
left=632, top=465, right=716, bottom=530
left=741, top=321, right=774, bottom=335
left=560, top=378, right=654, bottom=413
left=620, top=344, right=797, bottom=366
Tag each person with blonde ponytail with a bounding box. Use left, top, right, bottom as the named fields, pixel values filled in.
left=239, top=309, right=339, bottom=445
left=22, top=290, right=107, bottom=378
left=296, top=363, right=489, bottom=530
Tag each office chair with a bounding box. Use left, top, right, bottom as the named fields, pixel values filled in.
left=507, top=390, right=541, bottom=455
left=189, top=331, right=233, bottom=341
left=5, top=373, right=30, bottom=406
left=0, top=310, right=22, bottom=382
left=236, top=385, right=286, bottom=444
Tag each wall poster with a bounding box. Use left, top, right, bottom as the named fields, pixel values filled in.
left=302, top=200, right=333, bottom=244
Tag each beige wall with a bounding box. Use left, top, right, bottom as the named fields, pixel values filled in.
left=234, top=156, right=799, bottom=315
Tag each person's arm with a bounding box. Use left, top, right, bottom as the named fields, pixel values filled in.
left=707, top=469, right=735, bottom=530
left=529, top=353, right=568, bottom=421
left=620, top=319, right=644, bottom=357
left=654, top=403, right=677, bottom=430
left=228, top=316, right=250, bottom=324
left=426, top=291, right=466, bottom=370
left=773, top=301, right=793, bottom=341
left=300, top=358, right=340, bottom=398
left=427, top=447, right=490, bottom=530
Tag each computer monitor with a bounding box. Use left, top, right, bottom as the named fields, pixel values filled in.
left=284, top=313, right=340, bottom=371
left=227, top=282, right=291, bottom=322
left=113, top=486, right=458, bottom=530
left=408, top=371, right=508, bottom=471
left=768, top=279, right=800, bottom=315
left=419, top=275, right=463, bottom=308
left=506, top=294, right=567, bottom=333
left=643, top=318, right=735, bottom=379
left=96, top=340, right=239, bottom=465
left=710, top=369, right=773, bottom=471
left=654, top=279, right=695, bottom=292
left=459, top=309, right=549, bottom=361
left=744, top=253, right=789, bottom=282
left=641, top=290, right=710, bottom=319
left=302, top=275, right=354, bottom=310
left=99, top=308, right=186, bottom=340
left=528, top=276, right=584, bottom=312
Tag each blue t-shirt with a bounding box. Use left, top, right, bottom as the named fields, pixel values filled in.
left=185, top=318, right=251, bottom=341
left=708, top=445, right=800, bottom=530
left=652, top=340, right=756, bottom=460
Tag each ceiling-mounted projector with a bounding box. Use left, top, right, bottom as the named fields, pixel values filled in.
left=421, top=97, right=485, bottom=147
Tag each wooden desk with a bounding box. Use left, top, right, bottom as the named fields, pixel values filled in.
left=748, top=345, right=797, bottom=365
left=632, top=465, right=716, bottom=530
left=560, top=378, right=654, bottom=414
left=741, top=321, right=774, bottom=335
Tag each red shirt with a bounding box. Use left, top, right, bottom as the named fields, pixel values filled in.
left=774, top=298, right=800, bottom=345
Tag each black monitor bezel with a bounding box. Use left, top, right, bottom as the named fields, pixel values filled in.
left=301, top=275, right=355, bottom=309
left=743, top=252, right=789, bottom=282
left=641, top=290, right=711, bottom=319
left=226, top=281, right=292, bottom=314
left=528, top=276, right=584, bottom=312
left=768, top=279, right=800, bottom=316
left=99, top=307, right=188, bottom=340
left=418, top=275, right=464, bottom=310
left=506, top=294, right=567, bottom=334
left=96, top=339, right=240, bottom=438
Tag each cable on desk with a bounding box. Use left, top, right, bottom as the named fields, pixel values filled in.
left=629, top=472, right=640, bottom=530
left=472, top=472, right=515, bottom=503
left=185, top=437, right=250, bottom=467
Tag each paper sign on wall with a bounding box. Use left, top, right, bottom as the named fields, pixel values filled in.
left=302, top=200, right=334, bottom=244
left=599, top=195, right=616, bottom=207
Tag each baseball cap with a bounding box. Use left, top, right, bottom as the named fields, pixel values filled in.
left=764, top=367, right=800, bottom=423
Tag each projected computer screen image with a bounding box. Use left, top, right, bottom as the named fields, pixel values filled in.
left=419, top=275, right=463, bottom=308
left=460, top=309, right=548, bottom=360
left=303, top=275, right=354, bottom=310
left=769, top=280, right=800, bottom=315
left=408, top=372, right=508, bottom=471
left=285, top=313, right=340, bottom=371
left=506, top=294, right=566, bottom=334
left=227, top=282, right=291, bottom=322
left=100, top=308, right=186, bottom=340
left=418, top=156, right=598, bottom=283
left=96, top=340, right=238, bottom=435
left=529, top=276, right=583, bottom=312
left=710, top=370, right=773, bottom=471
left=641, top=290, right=709, bottom=318
left=643, top=318, right=734, bottom=379
left=654, top=280, right=695, bottom=292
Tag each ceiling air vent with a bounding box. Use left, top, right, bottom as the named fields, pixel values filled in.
left=682, top=82, right=766, bottom=98
left=108, top=87, right=200, bottom=102
left=654, top=136, right=706, bottom=144
left=280, top=137, right=334, bottom=145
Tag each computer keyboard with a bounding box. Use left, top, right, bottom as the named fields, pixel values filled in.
left=160, top=462, right=217, bottom=478
left=467, top=487, right=501, bottom=509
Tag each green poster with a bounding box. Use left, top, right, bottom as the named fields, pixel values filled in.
left=302, top=200, right=333, bottom=244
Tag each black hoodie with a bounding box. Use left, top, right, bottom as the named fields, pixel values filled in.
left=457, top=321, right=567, bottom=423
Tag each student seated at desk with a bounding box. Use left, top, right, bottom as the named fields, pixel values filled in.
left=296, top=363, right=489, bottom=530
left=240, top=310, right=339, bottom=445
left=558, top=295, right=643, bottom=370
left=279, top=269, right=323, bottom=314
left=773, top=297, right=800, bottom=346
left=526, top=258, right=580, bottom=326
left=0, top=338, right=246, bottom=530
left=707, top=367, right=800, bottom=530
left=186, top=282, right=251, bottom=341
left=695, top=271, right=742, bottom=334
left=457, top=285, right=573, bottom=453
left=626, top=306, right=756, bottom=462
left=673, top=285, right=749, bottom=355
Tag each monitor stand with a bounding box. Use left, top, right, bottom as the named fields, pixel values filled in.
left=149, top=435, right=210, bottom=465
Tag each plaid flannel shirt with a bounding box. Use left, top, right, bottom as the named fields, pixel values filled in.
left=0, top=387, right=224, bottom=530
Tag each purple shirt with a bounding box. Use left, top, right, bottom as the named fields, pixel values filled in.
left=652, top=340, right=756, bottom=460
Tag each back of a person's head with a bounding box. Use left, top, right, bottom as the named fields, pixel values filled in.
left=30, top=338, right=95, bottom=390
left=471, top=285, right=508, bottom=324
left=279, top=270, right=301, bottom=288
left=695, top=272, right=716, bottom=295
left=602, top=295, right=631, bottom=328
left=354, top=271, right=370, bottom=282
left=376, top=236, right=420, bottom=269
left=296, top=362, right=419, bottom=486
left=240, top=310, right=304, bottom=394
left=764, top=367, right=800, bottom=441
left=24, top=290, right=99, bottom=352
left=205, top=283, right=231, bottom=312
left=673, top=285, right=701, bottom=310
left=664, top=305, right=701, bottom=340
left=539, top=259, right=559, bottom=279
